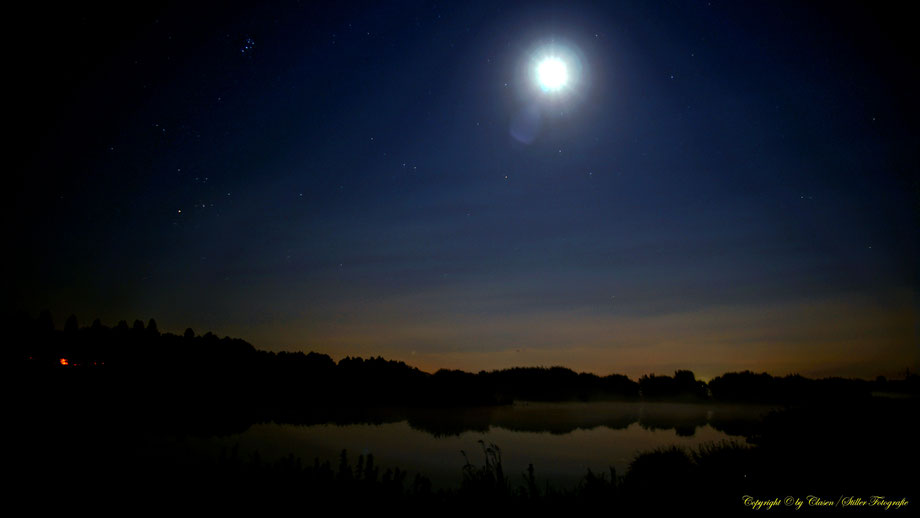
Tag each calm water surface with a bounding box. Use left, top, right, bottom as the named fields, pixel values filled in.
left=144, top=401, right=773, bottom=489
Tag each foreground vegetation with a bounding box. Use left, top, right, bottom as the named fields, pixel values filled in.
left=11, top=311, right=918, bottom=511
left=20, top=413, right=916, bottom=512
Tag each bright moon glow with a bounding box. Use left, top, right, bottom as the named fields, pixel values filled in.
left=536, top=57, right=569, bottom=92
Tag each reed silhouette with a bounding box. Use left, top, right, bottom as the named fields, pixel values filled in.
left=11, top=310, right=919, bottom=510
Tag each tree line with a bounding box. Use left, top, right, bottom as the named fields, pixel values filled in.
left=10, top=310, right=918, bottom=415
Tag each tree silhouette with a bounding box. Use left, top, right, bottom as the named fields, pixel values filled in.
left=146, top=318, right=160, bottom=337
left=65, top=314, right=78, bottom=333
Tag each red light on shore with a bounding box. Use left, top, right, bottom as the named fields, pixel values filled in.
left=60, top=358, right=69, bottom=366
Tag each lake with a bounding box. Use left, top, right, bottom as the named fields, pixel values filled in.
left=138, top=400, right=775, bottom=489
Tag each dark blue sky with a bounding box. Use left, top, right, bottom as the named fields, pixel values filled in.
left=12, top=1, right=918, bottom=378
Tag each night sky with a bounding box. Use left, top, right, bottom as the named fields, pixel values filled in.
left=11, top=1, right=918, bottom=379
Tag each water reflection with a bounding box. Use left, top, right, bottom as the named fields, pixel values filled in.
left=156, top=401, right=774, bottom=489
left=269, top=401, right=774, bottom=438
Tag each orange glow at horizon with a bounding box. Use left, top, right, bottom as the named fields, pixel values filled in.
left=225, top=288, right=917, bottom=381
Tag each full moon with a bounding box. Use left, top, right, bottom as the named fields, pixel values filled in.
left=536, top=57, right=569, bottom=92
